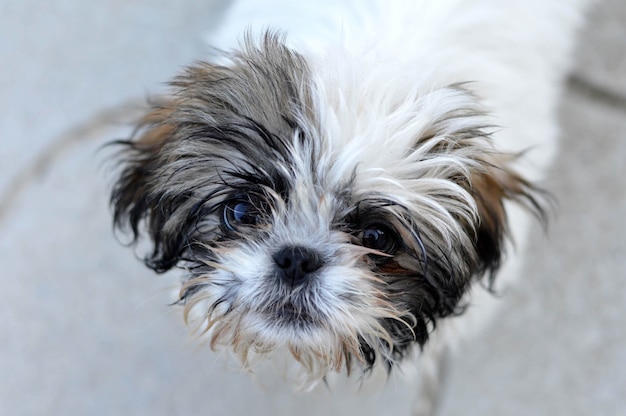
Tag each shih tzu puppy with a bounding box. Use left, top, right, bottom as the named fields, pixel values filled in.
left=110, top=0, right=589, bottom=413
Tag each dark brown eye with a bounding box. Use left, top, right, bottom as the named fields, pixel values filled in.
left=222, top=198, right=262, bottom=232
left=361, top=223, right=397, bottom=254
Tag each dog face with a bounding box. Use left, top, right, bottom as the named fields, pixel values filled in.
left=111, top=34, right=542, bottom=381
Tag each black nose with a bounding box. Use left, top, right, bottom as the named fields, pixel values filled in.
left=273, top=246, right=323, bottom=286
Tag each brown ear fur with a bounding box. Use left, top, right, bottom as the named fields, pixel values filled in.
left=135, top=105, right=177, bottom=148
left=110, top=101, right=178, bottom=270
left=470, top=158, right=546, bottom=283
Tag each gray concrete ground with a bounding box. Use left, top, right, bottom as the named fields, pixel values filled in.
left=1, top=1, right=624, bottom=415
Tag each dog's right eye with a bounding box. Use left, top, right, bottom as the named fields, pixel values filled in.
left=222, top=198, right=262, bottom=232
left=360, top=223, right=398, bottom=255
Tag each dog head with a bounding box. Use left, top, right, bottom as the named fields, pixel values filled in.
left=111, top=33, right=543, bottom=382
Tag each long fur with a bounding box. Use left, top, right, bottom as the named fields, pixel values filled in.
left=110, top=0, right=589, bottom=404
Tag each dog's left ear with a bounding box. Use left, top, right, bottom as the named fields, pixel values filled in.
left=110, top=101, right=183, bottom=272
left=469, top=159, right=546, bottom=283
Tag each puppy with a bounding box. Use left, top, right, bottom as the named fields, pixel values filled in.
left=110, top=0, right=589, bottom=413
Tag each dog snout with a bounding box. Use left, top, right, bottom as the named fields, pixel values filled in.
left=273, top=246, right=323, bottom=286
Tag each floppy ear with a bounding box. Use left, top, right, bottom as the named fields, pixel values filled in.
left=470, top=158, right=546, bottom=284
left=110, top=101, right=181, bottom=272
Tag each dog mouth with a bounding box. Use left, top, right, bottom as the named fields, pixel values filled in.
left=269, top=302, right=320, bottom=328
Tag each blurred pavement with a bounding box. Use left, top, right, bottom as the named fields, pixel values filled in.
left=1, top=1, right=625, bottom=415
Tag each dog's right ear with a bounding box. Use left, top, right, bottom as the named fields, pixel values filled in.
left=110, top=102, right=180, bottom=272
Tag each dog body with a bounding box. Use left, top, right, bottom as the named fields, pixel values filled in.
left=111, top=1, right=589, bottom=413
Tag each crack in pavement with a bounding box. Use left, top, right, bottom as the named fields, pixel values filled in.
left=568, top=74, right=626, bottom=111
left=0, top=99, right=144, bottom=228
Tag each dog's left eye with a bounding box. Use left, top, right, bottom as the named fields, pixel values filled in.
left=361, top=223, right=397, bottom=254
left=222, top=198, right=262, bottom=232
